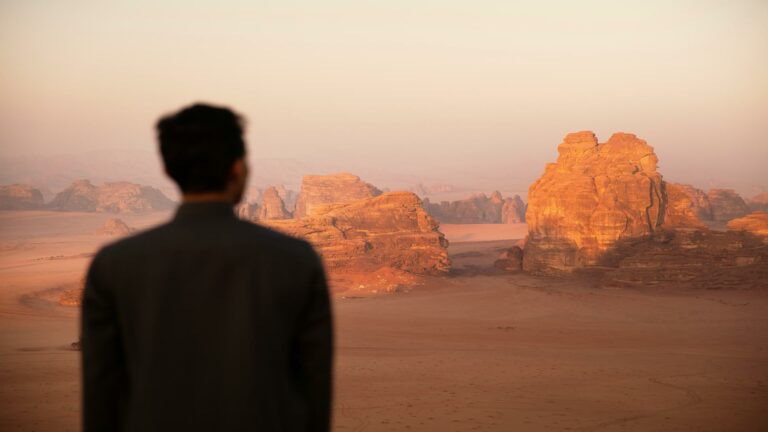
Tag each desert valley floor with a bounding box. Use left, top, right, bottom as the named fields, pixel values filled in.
left=1, top=211, right=767, bottom=431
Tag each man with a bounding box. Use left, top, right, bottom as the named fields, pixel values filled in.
left=81, top=103, right=333, bottom=432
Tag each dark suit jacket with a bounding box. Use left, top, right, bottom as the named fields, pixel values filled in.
left=81, top=202, right=333, bottom=432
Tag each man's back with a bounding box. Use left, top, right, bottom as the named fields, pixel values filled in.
left=81, top=202, right=333, bottom=431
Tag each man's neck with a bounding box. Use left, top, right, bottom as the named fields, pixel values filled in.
left=182, top=192, right=235, bottom=204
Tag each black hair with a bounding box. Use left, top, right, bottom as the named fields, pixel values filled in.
left=156, top=103, right=246, bottom=193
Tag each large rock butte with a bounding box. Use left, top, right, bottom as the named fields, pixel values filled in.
left=523, top=131, right=700, bottom=274
left=422, top=192, right=526, bottom=224
left=293, top=173, right=381, bottom=218
left=48, top=180, right=174, bottom=213
left=264, top=191, right=450, bottom=290
left=0, top=184, right=45, bottom=210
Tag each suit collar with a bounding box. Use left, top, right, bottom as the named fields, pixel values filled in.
left=173, top=201, right=236, bottom=222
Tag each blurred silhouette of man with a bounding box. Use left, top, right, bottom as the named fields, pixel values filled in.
left=81, top=103, right=333, bottom=432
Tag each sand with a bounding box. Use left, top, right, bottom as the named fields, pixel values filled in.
left=1, top=211, right=767, bottom=431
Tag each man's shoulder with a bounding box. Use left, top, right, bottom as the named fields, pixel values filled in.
left=94, top=218, right=320, bottom=268
left=234, top=219, right=319, bottom=264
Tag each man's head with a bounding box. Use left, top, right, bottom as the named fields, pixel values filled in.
left=157, top=103, right=248, bottom=203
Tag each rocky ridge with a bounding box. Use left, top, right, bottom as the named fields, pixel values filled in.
left=48, top=180, right=174, bottom=213
left=423, top=192, right=526, bottom=224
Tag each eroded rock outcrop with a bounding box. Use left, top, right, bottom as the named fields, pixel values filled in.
left=600, top=229, right=768, bottom=290
left=97, top=218, right=135, bottom=236
left=264, top=191, right=450, bottom=291
left=258, top=186, right=291, bottom=220
left=727, top=211, right=768, bottom=239
left=48, top=180, right=174, bottom=213
left=523, top=131, right=700, bottom=274
left=293, top=173, right=381, bottom=218
left=707, top=189, right=750, bottom=222
left=423, top=191, right=526, bottom=224
left=0, top=184, right=45, bottom=210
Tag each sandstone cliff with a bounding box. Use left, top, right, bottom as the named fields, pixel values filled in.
left=0, top=184, right=45, bottom=210
left=264, top=191, right=450, bottom=291
left=258, top=186, right=291, bottom=220
left=523, top=132, right=700, bottom=274
left=293, top=173, right=381, bottom=218
left=48, top=180, right=175, bottom=213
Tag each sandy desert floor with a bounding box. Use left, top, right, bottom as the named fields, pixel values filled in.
left=1, top=213, right=767, bottom=431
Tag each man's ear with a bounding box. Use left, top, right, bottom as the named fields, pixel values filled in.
left=230, top=158, right=247, bottom=183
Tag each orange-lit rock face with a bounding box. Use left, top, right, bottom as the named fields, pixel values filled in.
left=727, top=211, right=768, bottom=238
left=524, top=131, right=698, bottom=274
left=257, top=186, right=291, bottom=220
left=293, top=173, right=381, bottom=218
left=0, top=184, right=44, bottom=210
left=265, top=191, right=450, bottom=278
left=48, top=179, right=174, bottom=213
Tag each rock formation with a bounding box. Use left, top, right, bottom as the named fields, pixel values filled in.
left=422, top=192, right=526, bottom=224
left=0, top=184, right=45, bottom=210
left=707, top=189, right=750, bottom=222
left=293, top=173, right=381, bottom=218
left=600, top=229, right=768, bottom=290
left=727, top=211, right=768, bottom=239
left=48, top=179, right=175, bottom=213
left=666, top=183, right=712, bottom=221
left=523, top=131, right=700, bottom=274
left=494, top=246, right=523, bottom=272
left=748, top=192, right=768, bottom=212
left=258, top=186, right=291, bottom=220
left=264, top=191, right=450, bottom=290
left=97, top=218, right=135, bottom=236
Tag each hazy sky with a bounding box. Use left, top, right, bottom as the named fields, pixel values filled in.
left=1, top=0, right=767, bottom=194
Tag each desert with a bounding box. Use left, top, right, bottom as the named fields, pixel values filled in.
left=1, top=185, right=767, bottom=430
